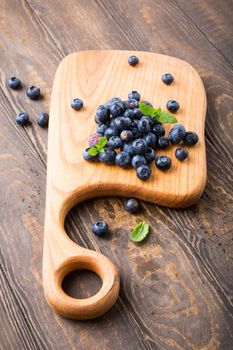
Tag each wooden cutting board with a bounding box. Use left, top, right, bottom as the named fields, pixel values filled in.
left=43, top=50, right=207, bottom=320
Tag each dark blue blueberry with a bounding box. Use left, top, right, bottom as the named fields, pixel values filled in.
left=120, top=130, right=133, bottom=143
left=131, top=127, right=142, bottom=140
left=7, top=77, right=21, bottom=89
left=122, top=143, right=135, bottom=157
left=132, top=138, right=147, bottom=155
left=168, top=124, right=186, bottom=144
left=105, top=97, right=122, bottom=108
left=123, top=117, right=132, bottom=130
left=136, top=165, right=151, bottom=181
left=109, top=117, right=116, bottom=127
left=132, top=155, right=147, bottom=169
left=95, top=105, right=110, bottom=124
left=71, top=98, right=83, bottom=110
left=128, top=91, right=141, bottom=101
left=144, top=148, right=155, bottom=163
left=124, top=198, right=141, bottom=214
left=127, top=99, right=138, bottom=109
left=115, top=151, right=132, bottom=168
left=141, top=116, right=155, bottom=127
left=183, top=131, right=198, bottom=146
left=109, top=101, right=124, bottom=117
left=37, top=112, right=49, bottom=128
left=96, top=123, right=108, bottom=135
left=123, top=109, right=135, bottom=119
left=144, top=132, right=157, bottom=148
left=157, top=136, right=169, bottom=149
left=112, top=117, right=126, bottom=131
left=138, top=119, right=151, bottom=133
left=155, top=156, right=171, bottom=170
left=82, top=148, right=99, bottom=162
left=152, top=124, right=165, bottom=136
left=175, top=147, right=188, bottom=161
left=108, top=136, right=122, bottom=149
left=105, top=127, right=119, bottom=139
left=166, top=100, right=179, bottom=113
left=132, top=108, right=143, bottom=119
left=16, top=112, right=29, bottom=126
left=99, top=147, right=116, bottom=165
left=141, top=100, right=153, bottom=107
left=128, top=55, right=139, bottom=66
left=162, top=73, right=174, bottom=85
left=92, top=221, right=109, bottom=236
left=27, top=86, right=41, bottom=100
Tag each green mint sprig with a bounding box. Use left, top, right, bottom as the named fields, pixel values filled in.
left=139, top=102, right=177, bottom=124
left=87, top=136, right=108, bottom=156
left=130, top=221, right=150, bottom=242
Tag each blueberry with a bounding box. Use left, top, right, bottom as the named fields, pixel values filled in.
left=122, top=117, right=132, bottom=130
left=162, top=73, right=174, bottom=85
left=141, top=116, right=155, bottom=127
left=166, top=100, right=179, bottom=113
left=122, top=143, right=135, bottom=157
left=183, top=131, right=198, bottom=146
left=83, top=148, right=99, bottom=162
left=132, top=108, right=143, bottom=119
left=136, top=165, right=151, bottom=181
left=120, top=130, right=133, bottom=143
left=168, top=124, right=186, bottom=144
left=144, top=132, right=157, bottom=148
left=37, top=112, right=49, bottom=128
left=109, top=136, right=122, bottom=149
left=128, top=55, right=139, bottom=66
left=128, top=91, right=141, bottom=101
left=7, top=77, right=21, bottom=89
left=16, top=112, right=29, bottom=126
left=26, top=86, right=41, bottom=100
left=99, top=147, right=116, bottom=165
left=155, top=156, right=171, bottom=170
left=115, top=151, right=132, bottom=168
left=157, top=136, right=169, bottom=149
left=109, top=101, right=124, bottom=117
left=126, top=99, right=138, bottom=109
left=71, top=98, right=83, bottom=110
left=141, top=100, right=153, bottom=107
left=112, top=117, right=126, bottom=131
left=175, top=147, right=188, bottom=161
left=144, top=148, right=155, bottom=163
left=132, top=155, right=147, bottom=169
left=132, top=138, right=147, bottom=155
left=131, top=127, right=142, bottom=140
left=105, top=127, right=119, bottom=139
left=152, top=124, right=165, bottom=137
left=88, top=133, right=102, bottom=147
left=96, top=123, right=108, bottom=135
left=92, top=221, right=109, bottom=236
left=95, top=105, right=110, bottom=123
left=123, top=109, right=135, bottom=119
left=124, top=198, right=141, bottom=214
left=138, top=119, right=151, bottom=133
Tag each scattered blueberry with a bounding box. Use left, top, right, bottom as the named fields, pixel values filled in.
left=7, top=77, right=21, bottom=89
left=138, top=119, right=151, bottom=133
left=152, top=124, right=165, bottom=137
left=122, top=143, right=135, bottom=157
left=109, top=136, right=122, bottom=149
left=123, top=108, right=135, bottom=119
left=92, top=221, right=109, bottom=236
left=162, top=73, right=174, bottom=85
left=157, top=136, right=169, bottom=149
left=144, top=132, right=157, bottom=148
left=183, top=131, right=198, bottom=146
left=95, top=105, right=110, bottom=123
left=16, top=112, right=29, bottom=126
left=71, top=98, right=83, bottom=110
left=109, top=100, right=124, bottom=117
left=166, top=100, right=179, bottom=113
left=115, top=151, right=132, bottom=168
left=124, top=198, right=141, bottom=214
left=128, top=55, right=139, bottom=66
left=141, top=115, right=155, bottom=127
left=26, top=86, right=41, bottom=100
left=132, top=138, right=148, bottom=155
left=96, top=123, right=108, bottom=135
left=37, top=112, right=49, bottom=128
left=88, top=133, right=102, bottom=147
left=144, top=148, right=155, bottom=163
left=132, top=108, right=143, bottom=119
left=128, top=91, right=141, bottom=101
left=121, top=130, right=133, bottom=143
left=175, top=147, right=188, bottom=161
left=136, top=165, right=151, bottom=181
left=155, top=156, right=171, bottom=170
left=126, top=99, right=138, bottom=109
left=168, top=124, right=186, bottom=144
left=99, top=147, right=116, bottom=165
left=105, top=127, right=119, bottom=139
left=112, top=117, right=126, bottom=131
left=82, top=148, right=98, bottom=162
left=132, top=155, right=147, bottom=169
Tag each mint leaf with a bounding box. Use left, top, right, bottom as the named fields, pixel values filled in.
left=87, top=147, right=99, bottom=156
left=130, top=221, right=150, bottom=242
left=139, top=102, right=177, bottom=124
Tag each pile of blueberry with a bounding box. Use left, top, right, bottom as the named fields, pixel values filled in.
left=7, top=76, right=49, bottom=127
left=82, top=91, right=198, bottom=181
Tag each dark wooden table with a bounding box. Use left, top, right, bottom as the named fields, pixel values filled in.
left=1, top=1, right=233, bottom=349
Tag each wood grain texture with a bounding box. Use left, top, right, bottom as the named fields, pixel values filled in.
left=0, top=0, right=233, bottom=349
